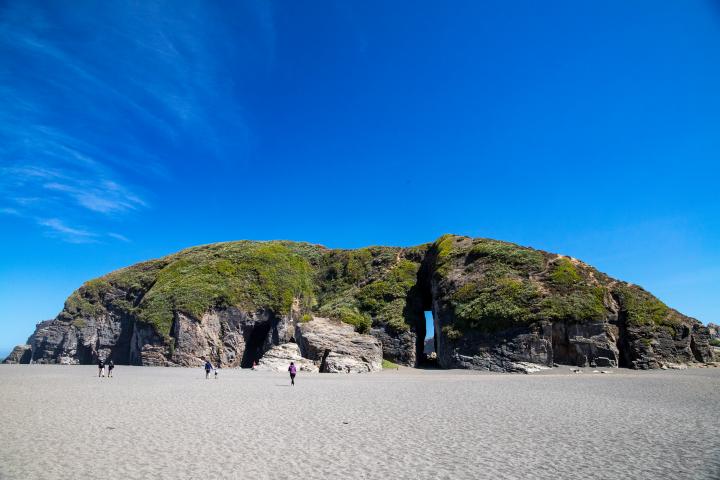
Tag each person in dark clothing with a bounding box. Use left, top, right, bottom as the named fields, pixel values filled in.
left=108, top=360, right=115, bottom=378
left=204, top=360, right=212, bottom=379
left=288, top=362, right=297, bottom=386
left=97, top=358, right=105, bottom=378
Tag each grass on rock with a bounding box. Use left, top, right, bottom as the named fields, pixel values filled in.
left=53, top=237, right=691, bottom=345
left=382, top=359, right=400, bottom=369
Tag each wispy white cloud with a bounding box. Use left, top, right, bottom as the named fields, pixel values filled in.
left=0, top=1, right=274, bottom=243
left=108, top=232, right=131, bottom=243
left=43, top=181, right=145, bottom=214
left=0, top=207, right=21, bottom=216
left=1, top=164, right=146, bottom=220
left=37, top=218, right=97, bottom=243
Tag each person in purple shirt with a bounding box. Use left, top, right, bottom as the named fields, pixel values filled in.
left=288, top=362, right=297, bottom=386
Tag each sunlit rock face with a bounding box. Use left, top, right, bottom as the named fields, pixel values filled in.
left=5, top=236, right=713, bottom=372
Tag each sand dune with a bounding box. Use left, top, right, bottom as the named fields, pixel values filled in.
left=1, top=365, right=718, bottom=480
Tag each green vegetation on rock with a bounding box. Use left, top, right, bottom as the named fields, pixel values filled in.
left=333, top=307, right=372, bottom=333
left=49, top=236, right=690, bottom=347
left=435, top=238, right=618, bottom=333
left=356, top=259, right=420, bottom=332
left=442, top=325, right=463, bottom=341
left=382, top=358, right=399, bottom=369
left=549, top=258, right=582, bottom=288
left=451, top=276, right=539, bottom=333
left=469, top=239, right=545, bottom=272
left=436, top=237, right=545, bottom=334
left=72, top=318, right=87, bottom=328
left=59, top=241, right=318, bottom=340
left=538, top=286, right=607, bottom=323
left=63, top=279, right=109, bottom=319
left=138, top=242, right=316, bottom=338
left=345, top=248, right=374, bottom=284
left=433, top=234, right=461, bottom=276
left=314, top=246, right=421, bottom=333
left=613, top=284, right=679, bottom=328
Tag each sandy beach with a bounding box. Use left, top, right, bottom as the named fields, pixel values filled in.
left=1, top=365, right=718, bottom=480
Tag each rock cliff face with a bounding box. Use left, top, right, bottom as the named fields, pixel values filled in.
left=5, top=236, right=714, bottom=372
left=295, top=317, right=383, bottom=373
left=3, top=344, right=32, bottom=364
left=428, top=235, right=713, bottom=371
left=256, top=343, right=319, bottom=373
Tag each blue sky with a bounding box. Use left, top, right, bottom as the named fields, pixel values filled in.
left=1, top=1, right=719, bottom=355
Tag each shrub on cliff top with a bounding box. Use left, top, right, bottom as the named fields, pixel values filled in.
left=136, top=242, right=316, bottom=338
left=344, top=248, right=374, bottom=284
left=451, top=276, right=539, bottom=333
left=433, top=234, right=462, bottom=276
left=613, top=284, right=678, bottom=328
left=549, top=258, right=582, bottom=288
left=538, top=286, right=607, bottom=323
left=356, top=259, right=420, bottom=332
left=62, top=278, right=111, bottom=319
left=357, top=260, right=418, bottom=311
left=442, top=325, right=463, bottom=341
left=468, top=240, right=545, bottom=272
left=316, top=250, right=420, bottom=333
left=52, top=237, right=687, bottom=348
left=334, top=307, right=372, bottom=333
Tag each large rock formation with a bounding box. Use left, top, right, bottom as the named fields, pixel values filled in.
left=256, top=343, right=318, bottom=373
left=3, top=344, right=32, bottom=364
left=4, top=236, right=714, bottom=372
left=295, top=317, right=383, bottom=373
left=428, top=235, right=713, bottom=371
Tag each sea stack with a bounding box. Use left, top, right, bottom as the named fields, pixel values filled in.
left=5, top=235, right=713, bottom=372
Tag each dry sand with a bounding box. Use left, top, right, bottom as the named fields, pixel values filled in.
left=1, top=365, right=718, bottom=480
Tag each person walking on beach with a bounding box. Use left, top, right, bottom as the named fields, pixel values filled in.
left=205, top=360, right=213, bottom=379
left=97, top=357, right=105, bottom=378
left=288, top=361, right=297, bottom=386
left=108, top=360, right=114, bottom=378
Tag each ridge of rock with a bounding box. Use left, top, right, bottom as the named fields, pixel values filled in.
left=4, top=235, right=713, bottom=372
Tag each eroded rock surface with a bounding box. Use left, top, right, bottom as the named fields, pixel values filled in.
left=5, top=237, right=713, bottom=372
left=552, top=322, right=620, bottom=367
left=370, top=326, right=416, bottom=366
left=3, top=345, right=32, bottom=364
left=296, top=318, right=383, bottom=373
left=257, top=342, right=318, bottom=372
